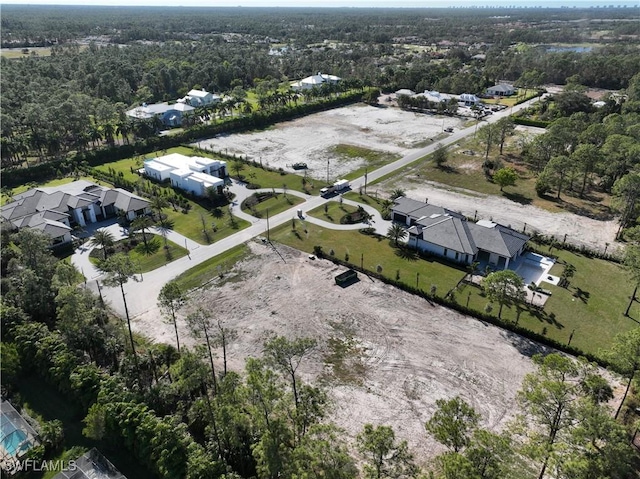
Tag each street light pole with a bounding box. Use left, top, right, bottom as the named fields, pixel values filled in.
left=266, top=208, right=270, bottom=242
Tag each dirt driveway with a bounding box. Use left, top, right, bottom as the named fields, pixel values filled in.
left=136, top=242, right=546, bottom=464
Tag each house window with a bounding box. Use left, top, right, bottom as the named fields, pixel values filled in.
left=444, top=248, right=448, bottom=256
left=455, top=252, right=459, bottom=260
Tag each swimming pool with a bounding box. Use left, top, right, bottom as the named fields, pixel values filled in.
left=0, top=415, right=30, bottom=458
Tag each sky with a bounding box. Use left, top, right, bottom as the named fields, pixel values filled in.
left=1, top=0, right=638, bottom=7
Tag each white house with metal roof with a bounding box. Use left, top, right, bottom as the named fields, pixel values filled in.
left=290, top=72, right=341, bottom=91
left=181, top=89, right=222, bottom=107
left=1, top=181, right=151, bottom=245
left=126, top=101, right=195, bottom=127
left=392, top=197, right=529, bottom=270
left=143, top=153, right=227, bottom=197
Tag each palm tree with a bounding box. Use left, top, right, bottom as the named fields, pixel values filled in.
left=149, top=196, right=168, bottom=221
left=89, top=229, right=116, bottom=260
left=389, top=188, right=406, bottom=200
left=131, top=215, right=155, bottom=251
left=387, top=223, right=408, bottom=246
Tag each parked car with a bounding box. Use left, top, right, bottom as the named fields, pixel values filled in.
left=444, top=127, right=454, bottom=133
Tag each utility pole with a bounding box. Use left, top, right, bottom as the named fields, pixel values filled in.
left=266, top=208, right=270, bottom=242
left=326, top=159, right=330, bottom=186
left=364, top=168, right=368, bottom=195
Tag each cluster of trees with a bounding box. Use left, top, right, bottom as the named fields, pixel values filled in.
left=1, top=227, right=639, bottom=478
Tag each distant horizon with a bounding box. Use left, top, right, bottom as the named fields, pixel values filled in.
left=2, top=0, right=638, bottom=8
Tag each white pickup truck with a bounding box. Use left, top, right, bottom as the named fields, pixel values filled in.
left=320, top=179, right=350, bottom=197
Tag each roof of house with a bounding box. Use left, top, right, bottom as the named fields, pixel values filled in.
left=409, top=215, right=477, bottom=255
left=1, top=181, right=150, bottom=239
left=53, top=448, right=127, bottom=479
left=487, top=84, right=515, bottom=92
left=394, top=197, right=529, bottom=258
left=392, top=196, right=462, bottom=220
left=126, top=102, right=195, bottom=119
left=187, top=89, right=212, bottom=98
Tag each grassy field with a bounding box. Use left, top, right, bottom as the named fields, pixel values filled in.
left=241, top=192, right=304, bottom=219
left=272, top=220, right=635, bottom=356
left=162, top=199, right=250, bottom=245
left=235, top=163, right=320, bottom=195
left=329, top=144, right=400, bottom=181
left=271, top=222, right=465, bottom=294
left=1, top=46, right=53, bottom=58
left=307, top=200, right=361, bottom=224
left=171, top=243, right=251, bottom=291
left=89, top=234, right=189, bottom=273
left=17, top=375, right=156, bottom=479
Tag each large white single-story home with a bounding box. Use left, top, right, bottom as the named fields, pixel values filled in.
left=486, top=84, right=516, bottom=97
left=143, top=153, right=227, bottom=197
left=126, top=102, right=195, bottom=127
left=392, top=197, right=529, bottom=270
left=1, top=181, right=151, bottom=245
left=290, top=72, right=341, bottom=91
left=180, top=88, right=222, bottom=107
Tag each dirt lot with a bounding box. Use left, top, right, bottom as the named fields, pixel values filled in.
left=136, top=241, right=547, bottom=464
left=194, top=104, right=464, bottom=180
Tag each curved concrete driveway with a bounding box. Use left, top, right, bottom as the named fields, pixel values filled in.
left=73, top=97, right=539, bottom=319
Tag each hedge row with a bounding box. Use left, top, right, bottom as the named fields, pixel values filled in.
left=513, top=117, right=551, bottom=128
left=317, top=252, right=615, bottom=371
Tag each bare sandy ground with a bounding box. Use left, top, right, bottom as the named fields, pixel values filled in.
left=135, top=242, right=547, bottom=464
left=194, top=104, right=464, bottom=180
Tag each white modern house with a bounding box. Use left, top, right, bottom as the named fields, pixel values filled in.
left=290, top=72, right=341, bottom=91
left=143, top=153, right=227, bottom=197
left=392, top=197, right=529, bottom=270
left=1, top=181, right=151, bottom=245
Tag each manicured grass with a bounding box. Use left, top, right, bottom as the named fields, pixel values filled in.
left=329, top=144, right=400, bottom=181
left=241, top=192, right=304, bottom=218
left=172, top=243, right=251, bottom=291
left=89, top=234, right=188, bottom=273
left=454, top=245, right=638, bottom=356
left=342, top=192, right=387, bottom=214
left=236, top=164, right=320, bottom=195
left=307, top=200, right=360, bottom=224
left=1, top=46, right=53, bottom=58
left=162, top=201, right=250, bottom=245
left=17, top=375, right=156, bottom=479
left=271, top=222, right=465, bottom=294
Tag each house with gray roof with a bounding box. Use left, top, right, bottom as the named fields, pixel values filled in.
left=486, top=84, right=516, bottom=97
left=126, top=101, right=195, bottom=127
left=392, top=197, right=529, bottom=270
left=1, top=180, right=150, bottom=245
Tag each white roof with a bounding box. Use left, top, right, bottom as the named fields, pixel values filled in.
left=171, top=168, right=193, bottom=178
left=144, top=159, right=173, bottom=172
left=476, top=219, right=496, bottom=228
left=189, top=172, right=225, bottom=187
left=187, top=89, right=211, bottom=98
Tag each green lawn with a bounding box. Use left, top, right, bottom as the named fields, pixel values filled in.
left=17, top=375, right=157, bottom=479
left=89, top=234, right=188, bottom=273
left=451, top=245, right=638, bottom=356
left=342, top=192, right=387, bottom=214
left=307, top=200, right=360, bottom=224
left=235, top=164, right=320, bottom=195
left=329, top=144, right=400, bottom=181
left=162, top=201, right=250, bottom=245
left=271, top=223, right=465, bottom=294
left=171, top=243, right=251, bottom=291
left=241, top=192, right=304, bottom=218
